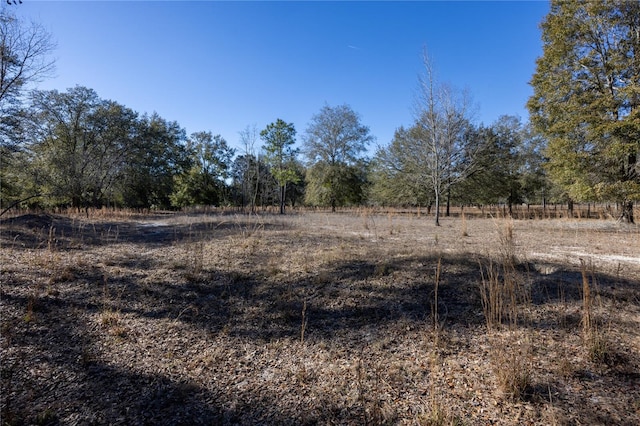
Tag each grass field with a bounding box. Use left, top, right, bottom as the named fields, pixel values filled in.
left=1, top=209, right=639, bottom=425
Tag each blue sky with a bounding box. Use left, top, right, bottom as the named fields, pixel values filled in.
left=15, top=1, right=550, bottom=153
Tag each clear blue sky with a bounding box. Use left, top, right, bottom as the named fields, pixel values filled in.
left=15, top=1, right=549, bottom=154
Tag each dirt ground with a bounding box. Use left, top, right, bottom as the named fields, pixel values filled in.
left=1, top=210, right=639, bottom=425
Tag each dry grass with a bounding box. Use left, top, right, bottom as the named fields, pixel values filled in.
left=1, top=210, right=639, bottom=425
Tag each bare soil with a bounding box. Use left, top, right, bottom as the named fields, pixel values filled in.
left=1, top=210, right=639, bottom=425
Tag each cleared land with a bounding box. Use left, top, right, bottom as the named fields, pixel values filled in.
left=1, top=210, right=639, bottom=425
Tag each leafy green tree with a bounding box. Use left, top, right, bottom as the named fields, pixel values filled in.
left=467, top=117, right=526, bottom=214
left=457, top=118, right=550, bottom=213
left=0, top=11, right=55, bottom=210
left=284, top=158, right=306, bottom=209
left=370, top=126, right=434, bottom=207
left=27, top=87, right=138, bottom=210
left=302, top=104, right=373, bottom=211
left=260, top=119, right=298, bottom=214
left=305, top=160, right=368, bottom=209
left=119, top=113, right=189, bottom=209
left=491, top=116, right=525, bottom=213
left=528, top=0, right=640, bottom=222
left=170, top=131, right=235, bottom=207
left=445, top=124, right=493, bottom=206
left=518, top=123, right=551, bottom=207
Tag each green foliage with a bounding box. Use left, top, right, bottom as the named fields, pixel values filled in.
left=0, top=145, right=22, bottom=208
left=461, top=117, right=550, bottom=210
left=260, top=119, right=298, bottom=214
left=170, top=132, right=235, bottom=208
left=303, top=104, right=373, bottom=211
left=370, top=126, right=434, bottom=207
left=305, top=160, right=368, bottom=208
left=285, top=159, right=307, bottom=208
left=261, top=119, right=298, bottom=187
left=0, top=12, right=55, bottom=210
left=119, top=114, right=189, bottom=209
left=4, top=85, right=235, bottom=212
left=528, top=0, right=640, bottom=221
left=26, top=87, right=139, bottom=209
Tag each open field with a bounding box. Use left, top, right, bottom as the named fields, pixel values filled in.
left=1, top=210, right=639, bottom=425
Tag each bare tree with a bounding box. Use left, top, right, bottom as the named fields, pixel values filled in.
left=0, top=11, right=55, bottom=209
left=0, top=11, right=55, bottom=121
left=239, top=124, right=260, bottom=213
left=414, top=49, right=478, bottom=225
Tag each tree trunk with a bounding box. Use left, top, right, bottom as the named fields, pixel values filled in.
left=568, top=199, right=574, bottom=218
left=251, top=163, right=259, bottom=214
left=445, top=186, right=451, bottom=217
left=434, top=191, right=441, bottom=226
left=622, top=151, right=637, bottom=224
left=279, top=184, right=286, bottom=215
left=621, top=200, right=634, bottom=224
left=241, top=181, right=246, bottom=213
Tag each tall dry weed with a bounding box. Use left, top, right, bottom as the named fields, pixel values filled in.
left=580, top=259, right=611, bottom=364
left=300, top=299, right=308, bottom=344
left=478, top=258, right=504, bottom=331
left=431, top=255, right=442, bottom=333
left=460, top=211, right=468, bottom=237
left=490, top=332, right=533, bottom=401
left=417, top=334, right=461, bottom=426
left=478, top=219, right=528, bottom=330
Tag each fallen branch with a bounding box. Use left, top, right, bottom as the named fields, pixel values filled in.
left=0, top=194, right=42, bottom=217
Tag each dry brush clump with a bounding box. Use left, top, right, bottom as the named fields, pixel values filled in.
left=476, top=219, right=549, bottom=405
left=489, top=332, right=534, bottom=401
left=580, top=259, right=613, bottom=365
left=478, top=219, right=530, bottom=332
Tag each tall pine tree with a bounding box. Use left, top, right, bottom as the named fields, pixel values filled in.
left=260, top=119, right=298, bottom=214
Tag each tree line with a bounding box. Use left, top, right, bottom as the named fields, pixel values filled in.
left=1, top=1, right=638, bottom=222
left=0, top=80, right=551, bottom=219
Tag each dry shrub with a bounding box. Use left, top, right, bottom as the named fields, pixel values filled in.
left=580, top=259, right=611, bottom=364
left=355, top=356, right=397, bottom=425
left=480, top=222, right=534, bottom=400
left=478, top=258, right=504, bottom=330
left=478, top=219, right=529, bottom=331
left=99, top=309, right=128, bottom=338
left=48, top=264, right=76, bottom=284
left=300, top=300, right=308, bottom=344
left=181, top=240, right=205, bottom=281
left=418, top=342, right=462, bottom=426
left=374, top=261, right=391, bottom=277
left=491, top=332, right=533, bottom=401
left=418, top=405, right=461, bottom=426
